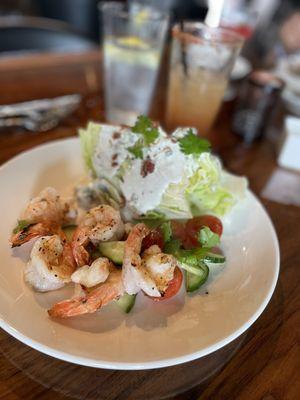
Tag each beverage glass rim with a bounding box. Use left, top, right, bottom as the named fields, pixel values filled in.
left=98, top=1, right=168, bottom=23
left=172, top=21, right=244, bottom=47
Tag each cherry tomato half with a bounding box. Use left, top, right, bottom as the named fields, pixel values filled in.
left=170, top=220, right=193, bottom=249
left=149, top=267, right=183, bottom=302
left=185, top=215, right=223, bottom=248
left=170, top=220, right=186, bottom=242
left=141, top=228, right=164, bottom=252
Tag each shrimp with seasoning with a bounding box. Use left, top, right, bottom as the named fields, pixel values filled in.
left=48, top=266, right=124, bottom=318
left=71, top=257, right=112, bottom=288
left=10, top=187, right=76, bottom=247
left=122, top=223, right=161, bottom=297
left=142, top=252, right=178, bottom=294
left=11, top=222, right=56, bottom=248
left=25, top=234, right=76, bottom=292
left=72, top=205, right=124, bottom=267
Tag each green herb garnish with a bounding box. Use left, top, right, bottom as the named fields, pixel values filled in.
left=132, top=115, right=159, bottom=145
left=163, top=239, right=181, bottom=255
left=160, top=221, right=172, bottom=243
left=128, top=141, right=144, bottom=159
left=128, top=115, right=159, bottom=158
left=13, top=220, right=31, bottom=234
left=179, top=129, right=211, bottom=155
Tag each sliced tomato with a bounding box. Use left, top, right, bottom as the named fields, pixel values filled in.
left=141, top=228, right=164, bottom=252
left=170, top=220, right=192, bottom=249
left=170, top=220, right=186, bottom=242
left=186, top=215, right=223, bottom=236
left=185, top=215, right=223, bottom=248
left=149, top=267, right=183, bottom=302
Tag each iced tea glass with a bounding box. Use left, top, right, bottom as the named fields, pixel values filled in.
left=166, top=22, right=244, bottom=136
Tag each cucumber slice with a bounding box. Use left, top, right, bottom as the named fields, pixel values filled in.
left=180, top=262, right=205, bottom=276
left=116, top=293, right=136, bottom=313
left=62, top=225, right=77, bottom=241
left=98, top=241, right=125, bottom=264
left=186, top=263, right=209, bottom=293
left=204, top=252, right=226, bottom=264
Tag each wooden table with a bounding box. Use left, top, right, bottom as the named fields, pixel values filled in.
left=0, top=51, right=298, bottom=400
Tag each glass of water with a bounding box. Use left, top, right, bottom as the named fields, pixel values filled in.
left=100, top=2, right=168, bottom=125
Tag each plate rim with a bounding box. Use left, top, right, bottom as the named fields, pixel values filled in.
left=0, top=138, right=280, bottom=370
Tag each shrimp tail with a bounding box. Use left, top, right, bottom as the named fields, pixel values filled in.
left=48, top=296, right=100, bottom=318
left=10, top=222, right=53, bottom=247
left=71, top=226, right=91, bottom=267
left=126, top=223, right=150, bottom=254
left=72, top=247, right=90, bottom=268
left=48, top=273, right=123, bottom=318
left=58, top=242, right=77, bottom=279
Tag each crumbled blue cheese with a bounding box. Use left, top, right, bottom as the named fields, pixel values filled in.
left=92, top=124, right=137, bottom=179
left=91, top=124, right=197, bottom=215
left=120, top=137, right=187, bottom=214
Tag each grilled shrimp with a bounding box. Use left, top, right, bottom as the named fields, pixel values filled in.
left=10, top=187, right=76, bottom=247
left=142, top=245, right=161, bottom=257
left=21, top=187, right=74, bottom=225
left=48, top=267, right=124, bottom=318
left=11, top=222, right=57, bottom=248
left=71, top=257, right=113, bottom=288
left=72, top=205, right=124, bottom=267
left=142, top=253, right=177, bottom=293
left=25, top=234, right=76, bottom=292
left=122, top=223, right=161, bottom=297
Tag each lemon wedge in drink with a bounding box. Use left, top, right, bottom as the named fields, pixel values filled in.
left=117, top=36, right=149, bottom=50
left=132, top=9, right=151, bottom=27
left=104, top=36, right=159, bottom=67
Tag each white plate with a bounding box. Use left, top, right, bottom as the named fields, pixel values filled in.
left=0, top=139, right=280, bottom=370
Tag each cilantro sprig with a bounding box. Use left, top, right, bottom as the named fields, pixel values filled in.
left=163, top=224, right=224, bottom=279
left=128, top=140, right=144, bottom=159
left=179, top=129, right=211, bottom=155
left=127, top=116, right=159, bottom=159
left=13, top=220, right=31, bottom=234
left=132, top=115, right=159, bottom=145
left=164, top=239, right=181, bottom=255
left=160, top=221, right=172, bottom=243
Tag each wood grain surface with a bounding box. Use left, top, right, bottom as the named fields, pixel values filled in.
left=0, top=50, right=299, bottom=400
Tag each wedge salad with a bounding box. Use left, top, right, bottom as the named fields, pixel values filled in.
left=10, top=116, right=247, bottom=318
left=79, top=116, right=246, bottom=219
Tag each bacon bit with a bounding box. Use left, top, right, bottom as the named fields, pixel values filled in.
left=112, top=132, right=121, bottom=140
left=111, top=161, right=118, bottom=167
left=112, top=153, right=118, bottom=161
left=141, top=157, right=155, bottom=178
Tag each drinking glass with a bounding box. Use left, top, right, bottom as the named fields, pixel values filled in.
left=221, top=5, right=258, bottom=39
left=100, top=2, right=168, bottom=125
left=165, top=22, right=244, bottom=136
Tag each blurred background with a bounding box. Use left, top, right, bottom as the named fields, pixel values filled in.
left=0, top=0, right=299, bottom=64
left=0, top=0, right=299, bottom=145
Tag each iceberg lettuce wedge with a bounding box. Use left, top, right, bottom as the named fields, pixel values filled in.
left=79, top=122, right=101, bottom=176
left=185, top=153, right=246, bottom=216
left=78, top=120, right=247, bottom=219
